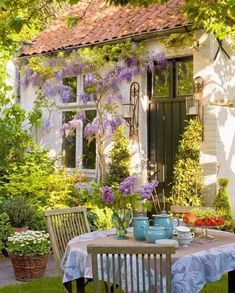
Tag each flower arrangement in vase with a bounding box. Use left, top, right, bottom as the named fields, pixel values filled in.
left=76, top=176, right=159, bottom=239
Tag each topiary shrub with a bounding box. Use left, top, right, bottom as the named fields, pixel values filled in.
left=104, top=125, right=130, bottom=185
left=213, top=178, right=233, bottom=231
left=169, top=119, right=204, bottom=206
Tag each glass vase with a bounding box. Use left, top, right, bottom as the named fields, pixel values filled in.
left=112, top=209, right=132, bottom=240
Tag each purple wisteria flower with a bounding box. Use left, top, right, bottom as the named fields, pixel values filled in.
left=84, top=73, right=97, bottom=86
left=60, top=85, right=72, bottom=103
left=119, top=176, right=136, bottom=196
left=104, top=115, right=122, bottom=134
left=84, top=117, right=99, bottom=139
left=140, top=180, right=159, bottom=199
left=102, top=186, right=115, bottom=204
left=41, top=120, right=51, bottom=134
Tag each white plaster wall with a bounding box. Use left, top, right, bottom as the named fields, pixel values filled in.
left=194, top=33, right=235, bottom=218
left=17, top=33, right=235, bottom=217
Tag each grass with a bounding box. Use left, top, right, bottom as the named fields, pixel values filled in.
left=0, top=274, right=227, bottom=293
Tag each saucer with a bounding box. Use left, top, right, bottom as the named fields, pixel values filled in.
left=155, top=239, right=179, bottom=248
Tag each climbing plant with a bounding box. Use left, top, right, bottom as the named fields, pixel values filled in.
left=19, top=41, right=167, bottom=181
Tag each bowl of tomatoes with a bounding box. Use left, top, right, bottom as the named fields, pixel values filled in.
left=183, top=208, right=224, bottom=227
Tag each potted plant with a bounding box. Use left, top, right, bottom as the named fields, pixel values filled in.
left=7, top=230, right=50, bottom=281
left=1, top=197, right=36, bottom=232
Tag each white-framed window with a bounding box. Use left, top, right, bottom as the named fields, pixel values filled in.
left=60, top=75, right=96, bottom=174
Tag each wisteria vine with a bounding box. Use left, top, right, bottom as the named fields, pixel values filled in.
left=19, top=41, right=167, bottom=181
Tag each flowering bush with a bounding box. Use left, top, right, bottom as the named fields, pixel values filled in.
left=75, top=176, right=159, bottom=213
left=7, top=230, right=50, bottom=256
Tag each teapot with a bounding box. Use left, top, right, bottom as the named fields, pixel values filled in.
left=146, top=225, right=167, bottom=243
left=152, top=212, right=174, bottom=239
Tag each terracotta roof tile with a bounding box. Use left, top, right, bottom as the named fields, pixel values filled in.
left=22, top=0, right=189, bottom=56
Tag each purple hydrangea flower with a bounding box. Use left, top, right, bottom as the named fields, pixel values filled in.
left=119, top=176, right=136, bottom=196
left=102, top=186, right=115, bottom=204
left=140, top=180, right=159, bottom=199
left=75, top=182, right=94, bottom=194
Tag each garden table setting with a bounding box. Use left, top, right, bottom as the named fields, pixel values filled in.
left=61, top=227, right=235, bottom=293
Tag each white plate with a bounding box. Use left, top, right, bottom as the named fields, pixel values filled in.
left=155, top=239, right=179, bottom=248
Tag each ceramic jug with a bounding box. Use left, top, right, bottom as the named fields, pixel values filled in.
left=146, top=225, right=167, bottom=243
left=152, top=212, right=173, bottom=239
left=132, top=214, right=149, bottom=241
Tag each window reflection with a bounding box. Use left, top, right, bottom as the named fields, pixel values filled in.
left=177, top=61, right=193, bottom=96
left=153, top=65, right=170, bottom=97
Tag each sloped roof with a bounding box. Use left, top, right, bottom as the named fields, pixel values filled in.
left=22, top=0, right=189, bottom=56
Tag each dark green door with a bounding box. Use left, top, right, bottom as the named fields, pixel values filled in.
left=148, top=57, right=193, bottom=198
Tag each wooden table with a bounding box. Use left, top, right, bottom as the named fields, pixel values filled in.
left=62, top=229, right=235, bottom=293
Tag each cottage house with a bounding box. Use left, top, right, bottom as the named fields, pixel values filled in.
left=14, top=0, right=235, bottom=217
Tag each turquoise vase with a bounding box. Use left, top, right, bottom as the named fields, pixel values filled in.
left=112, top=209, right=132, bottom=240
left=132, top=214, right=149, bottom=241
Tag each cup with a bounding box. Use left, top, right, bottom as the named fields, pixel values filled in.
left=175, top=226, right=194, bottom=238
left=178, top=235, right=193, bottom=247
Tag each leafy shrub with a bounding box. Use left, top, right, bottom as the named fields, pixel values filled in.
left=0, top=149, right=80, bottom=211
left=0, top=213, right=13, bottom=251
left=1, top=197, right=36, bottom=228
left=104, top=125, right=130, bottom=185
left=8, top=230, right=50, bottom=256
left=169, top=119, right=204, bottom=206
left=213, top=178, right=233, bottom=231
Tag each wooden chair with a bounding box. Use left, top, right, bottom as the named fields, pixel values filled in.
left=170, top=205, right=215, bottom=216
left=44, top=206, right=90, bottom=276
left=87, top=243, right=175, bottom=293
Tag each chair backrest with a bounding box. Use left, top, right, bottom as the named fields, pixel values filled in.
left=44, top=207, right=90, bottom=275
left=87, top=243, right=175, bottom=293
left=170, top=205, right=215, bottom=215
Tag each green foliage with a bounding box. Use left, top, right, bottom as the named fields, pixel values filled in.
left=0, top=104, right=33, bottom=174
left=0, top=197, right=36, bottom=228
left=169, top=119, right=204, bottom=206
left=104, top=125, right=130, bottom=185
left=213, top=178, right=233, bottom=231
left=0, top=149, right=79, bottom=211
left=0, top=150, right=55, bottom=208
left=88, top=207, right=113, bottom=230
left=0, top=212, right=14, bottom=251
left=8, top=230, right=50, bottom=256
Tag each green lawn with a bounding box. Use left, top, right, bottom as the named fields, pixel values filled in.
left=0, top=274, right=227, bottom=293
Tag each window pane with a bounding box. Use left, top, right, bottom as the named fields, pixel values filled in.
left=153, top=64, right=170, bottom=97
left=177, top=60, right=193, bottom=96
left=63, top=77, right=77, bottom=103
left=83, top=110, right=96, bottom=169
left=62, top=111, right=76, bottom=168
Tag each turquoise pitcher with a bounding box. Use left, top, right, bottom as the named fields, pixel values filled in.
left=132, top=214, right=149, bottom=241
left=152, top=212, right=173, bottom=239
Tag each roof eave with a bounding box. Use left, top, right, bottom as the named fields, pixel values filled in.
left=19, top=23, right=194, bottom=58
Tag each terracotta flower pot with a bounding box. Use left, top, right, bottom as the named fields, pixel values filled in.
left=13, top=226, right=28, bottom=233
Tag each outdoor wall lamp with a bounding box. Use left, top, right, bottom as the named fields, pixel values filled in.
left=185, top=76, right=205, bottom=140
left=122, top=82, right=140, bottom=137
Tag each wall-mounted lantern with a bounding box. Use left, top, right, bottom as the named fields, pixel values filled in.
left=186, top=76, right=205, bottom=140
left=122, top=82, right=140, bottom=137
left=185, top=96, right=200, bottom=116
